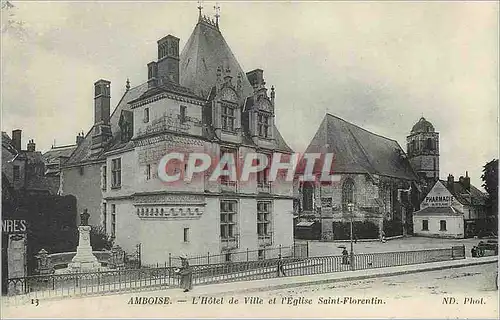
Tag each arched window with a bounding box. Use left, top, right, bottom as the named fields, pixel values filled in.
left=342, top=178, right=355, bottom=212
left=426, top=138, right=433, bottom=150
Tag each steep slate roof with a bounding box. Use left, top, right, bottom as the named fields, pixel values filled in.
left=272, top=127, right=293, bottom=153
left=304, top=114, right=417, bottom=180
left=413, top=206, right=462, bottom=216
left=439, top=180, right=487, bottom=206
left=65, top=83, right=149, bottom=165
left=65, top=18, right=293, bottom=164
left=180, top=17, right=254, bottom=99
left=43, top=145, right=77, bottom=166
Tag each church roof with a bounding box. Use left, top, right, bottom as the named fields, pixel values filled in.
left=304, top=113, right=418, bottom=180
left=179, top=17, right=254, bottom=99
left=411, top=117, right=435, bottom=134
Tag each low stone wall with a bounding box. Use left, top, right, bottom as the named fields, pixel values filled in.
left=35, top=250, right=111, bottom=274
left=50, top=251, right=111, bottom=269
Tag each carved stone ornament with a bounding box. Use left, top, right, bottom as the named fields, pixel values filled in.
left=257, top=98, right=272, bottom=112
left=220, top=87, right=238, bottom=103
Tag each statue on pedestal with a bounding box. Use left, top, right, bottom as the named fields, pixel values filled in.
left=80, top=209, right=90, bottom=226
left=68, top=209, right=102, bottom=272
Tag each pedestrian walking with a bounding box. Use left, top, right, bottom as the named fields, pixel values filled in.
left=380, top=231, right=386, bottom=243
left=276, top=254, right=286, bottom=277
left=177, top=254, right=193, bottom=292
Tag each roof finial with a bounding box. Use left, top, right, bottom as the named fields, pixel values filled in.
left=214, top=2, right=220, bottom=27
left=126, top=78, right=130, bottom=91
left=197, top=0, right=203, bottom=20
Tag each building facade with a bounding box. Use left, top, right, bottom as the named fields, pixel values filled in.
left=60, top=13, right=294, bottom=264
left=295, top=114, right=419, bottom=240
left=413, top=174, right=488, bottom=239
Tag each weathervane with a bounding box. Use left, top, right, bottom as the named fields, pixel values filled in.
left=197, top=0, right=203, bottom=19
left=214, top=2, right=220, bottom=27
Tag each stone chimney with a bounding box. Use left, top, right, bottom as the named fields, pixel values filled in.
left=12, top=129, right=21, bottom=152
left=27, top=139, right=36, bottom=152
left=147, top=61, right=158, bottom=89
left=459, top=171, right=471, bottom=191
left=447, top=174, right=454, bottom=190
left=246, top=69, right=265, bottom=91
left=91, top=80, right=112, bottom=155
left=156, top=35, right=180, bottom=84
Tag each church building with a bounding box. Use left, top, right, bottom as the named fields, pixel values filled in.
left=296, top=114, right=419, bottom=240
left=59, top=11, right=294, bottom=265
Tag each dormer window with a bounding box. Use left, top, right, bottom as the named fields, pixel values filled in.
left=257, top=113, right=271, bottom=138
left=221, top=104, right=236, bottom=132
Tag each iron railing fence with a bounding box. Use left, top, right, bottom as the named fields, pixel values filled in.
left=4, top=245, right=466, bottom=302
left=163, top=243, right=308, bottom=268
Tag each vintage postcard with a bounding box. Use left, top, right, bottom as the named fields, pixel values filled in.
left=1, top=0, right=498, bottom=319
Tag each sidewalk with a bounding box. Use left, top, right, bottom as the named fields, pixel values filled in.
left=166, top=256, right=498, bottom=298
left=3, top=256, right=497, bottom=307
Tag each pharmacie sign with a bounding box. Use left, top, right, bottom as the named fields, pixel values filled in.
left=421, top=181, right=459, bottom=208
left=424, top=195, right=455, bottom=207
left=2, top=219, right=27, bottom=234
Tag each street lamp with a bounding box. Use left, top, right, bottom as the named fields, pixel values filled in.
left=347, top=203, right=355, bottom=270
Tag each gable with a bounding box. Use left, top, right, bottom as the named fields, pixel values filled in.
left=421, top=181, right=462, bottom=209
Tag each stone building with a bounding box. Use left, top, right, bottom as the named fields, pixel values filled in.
left=59, top=12, right=294, bottom=264
left=296, top=114, right=419, bottom=240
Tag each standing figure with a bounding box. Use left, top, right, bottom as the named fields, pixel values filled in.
left=276, top=254, right=286, bottom=277
left=178, top=254, right=193, bottom=292
left=342, top=248, right=349, bottom=265
left=80, top=209, right=90, bottom=226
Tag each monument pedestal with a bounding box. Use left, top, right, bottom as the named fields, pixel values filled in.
left=68, top=226, right=101, bottom=272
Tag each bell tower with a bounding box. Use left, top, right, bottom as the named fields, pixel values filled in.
left=406, top=117, right=440, bottom=189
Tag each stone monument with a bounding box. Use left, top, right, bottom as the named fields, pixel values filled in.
left=7, top=233, right=27, bottom=295
left=67, top=209, right=102, bottom=272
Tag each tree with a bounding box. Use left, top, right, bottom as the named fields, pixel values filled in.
left=481, top=159, right=498, bottom=223
left=90, top=225, right=114, bottom=251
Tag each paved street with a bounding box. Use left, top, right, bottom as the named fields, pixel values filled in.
left=224, top=262, right=499, bottom=318
left=298, top=236, right=487, bottom=258
left=3, top=260, right=497, bottom=319
left=231, top=261, right=499, bottom=299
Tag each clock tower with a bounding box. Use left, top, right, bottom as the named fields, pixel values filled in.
left=407, top=117, right=440, bottom=191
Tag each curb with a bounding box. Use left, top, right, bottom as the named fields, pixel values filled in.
left=199, top=257, right=498, bottom=297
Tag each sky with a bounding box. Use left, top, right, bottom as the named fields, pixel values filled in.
left=1, top=1, right=498, bottom=189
